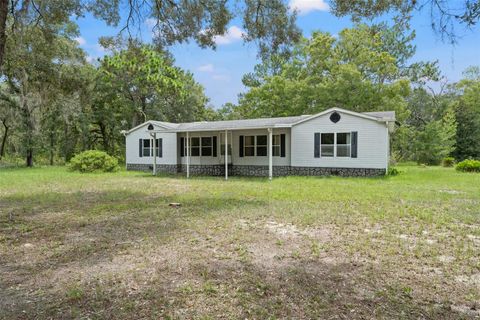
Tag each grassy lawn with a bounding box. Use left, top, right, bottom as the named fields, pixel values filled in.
left=0, top=165, right=479, bottom=319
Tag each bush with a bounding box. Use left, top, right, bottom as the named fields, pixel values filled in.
left=68, top=150, right=119, bottom=173
left=455, top=159, right=480, bottom=173
left=442, top=157, right=456, bottom=167
left=387, top=167, right=400, bottom=176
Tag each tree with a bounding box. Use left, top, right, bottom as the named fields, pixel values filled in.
left=453, top=66, right=480, bottom=160
left=0, top=85, right=18, bottom=159
left=411, top=107, right=457, bottom=165
left=100, top=43, right=186, bottom=127
left=0, top=0, right=301, bottom=72
left=331, top=0, right=480, bottom=43
left=2, top=20, right=85, bottom=166
left=234, top=24, right=414, bottom=120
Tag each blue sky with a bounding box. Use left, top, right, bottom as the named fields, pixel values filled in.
left=75, top=0, right=480, bottom=108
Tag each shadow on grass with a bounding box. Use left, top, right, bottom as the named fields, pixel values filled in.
left=6, top=253, right=464, bottom=319
left=0, top=189, right=267, bottom=318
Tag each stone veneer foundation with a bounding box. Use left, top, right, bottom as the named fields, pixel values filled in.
left=126, top=163, right=385, bottom=177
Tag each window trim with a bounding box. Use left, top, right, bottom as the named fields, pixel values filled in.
left=256, top=135, right=268, bottom=157
left=272, top=134, right=281, bottom=157
left=142, top=139, right=151, bottom=157
left=201, top=136, right=213, bottom=156
left=182, top=135, right=217, bottom=157
left=320, top=133, right=335, bottom=157
left=336, top=132, right=351, bottom=158
left=317, top=132, right=354, bottom=158
left=243, top=135, right=274, bottom=157
left=244, top=135, right=255, bottom=157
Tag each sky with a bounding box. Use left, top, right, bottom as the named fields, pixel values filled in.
left=75, top=0, right=480, bottom=109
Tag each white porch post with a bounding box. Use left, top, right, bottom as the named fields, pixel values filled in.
left=152, top=132, right=157, bottom=176
left=186, top=131, right=190, bottom=178
left=268, top=128, right=273, bottom=180
left=225, top=130, right=228, bottom=180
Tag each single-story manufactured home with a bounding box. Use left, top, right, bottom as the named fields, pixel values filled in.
left=123, top=107, right=395, bottom=178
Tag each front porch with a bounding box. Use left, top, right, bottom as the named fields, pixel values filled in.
left=149, top=128, right=279, bottom=180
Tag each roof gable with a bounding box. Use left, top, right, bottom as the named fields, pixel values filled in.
left=292, top=108, right=395, bottom=126
left=125, top=120, right=177, bottom=135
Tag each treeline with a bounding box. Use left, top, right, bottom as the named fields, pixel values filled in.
left=218, top=24, right=480, bottom=165
left=0, top=34, right=215, bottom=165
left=0, top=19, right=479, bottom=166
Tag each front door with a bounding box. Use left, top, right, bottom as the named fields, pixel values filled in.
left=219, top=132, right=232, bottom=164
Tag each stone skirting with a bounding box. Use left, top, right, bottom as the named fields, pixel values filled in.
left=289, top=166, right=385, bottom=177
left=178, top=164, right=227, bottom=176
left=127, top=163, right=386, bottom=177
left=126, top=163, right=179, bottom=174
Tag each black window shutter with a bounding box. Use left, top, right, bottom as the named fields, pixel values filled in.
left=239, top=135, right=244, bottom=157
left=180, top=137, right=184, bottom=157
left=280, top=134, right=286, bottom=158
left=159, top=138, right=163, bottom=158
left=314, top=133, right=320, bottom=158
left=212, top=136, right=217, bottom=157
left=351, top=131, right=358, bottom=158
left=139, top=139, right=143, bottom=157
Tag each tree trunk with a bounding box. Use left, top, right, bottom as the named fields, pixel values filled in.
left=49, top=132, right=54, bottom=165
left=99, top=121, right=109, bottom=151
left=0, top=0, right=8, bottom=71
left=26, top=148, right=33, bottom=167
left=0, top=119, right=8, bottom=159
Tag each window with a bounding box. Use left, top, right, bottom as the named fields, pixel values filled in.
left=142, top=139, right=151, bottom=157
left=272, top=135, right=281, bottom=157
left=191, top=137, right=200, bottom=156
left=244, top=136, right=255, bottom=156
left=155, top=138, right=162, bottom=157
left=321, top=133, right=334, bottom=157
left=183, top=136, right=217, bottom=157
left=201, top=137, right=212, bottom=156
left=256, top=135, right=267, bottom=156
left=336, top=133, right=351, bottom=157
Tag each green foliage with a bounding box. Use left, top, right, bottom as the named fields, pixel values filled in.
left=455, top=159, right=480, bottom=173
left=68, top=150, right=118, bottom=173
left=411, top=107, right=457, bottom=165
left=387, top=167, right=400, bottom=176
left=453, top=69, right=480, bottom=161
left=234, top=24, right=415, bottom=120
left=442, top=157, right=456, bottom=167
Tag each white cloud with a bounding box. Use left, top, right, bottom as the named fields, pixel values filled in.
left=212, top=74, right=230, bottom=81
left=198, top=64, right=215, bottom=72
left=214, top=26, right=244, bottom=45
left=95, top=43, right=106, bottom=52
left=86, top=55, right=97, bottom=63
left=289, top=0, right=329, bottom=15
left=74, top=36, right=86, bottom=46
left=145, top=18, right=156, bottom=28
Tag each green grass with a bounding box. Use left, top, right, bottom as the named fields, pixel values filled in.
left=0, top=165, right=479, bottom=319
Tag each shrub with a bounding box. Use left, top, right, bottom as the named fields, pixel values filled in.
left=68, top=150, right=119, bottom=173
left=442, top=157, right=456, bottom=167
left=387, top=167, right=400, bottom=176
left=455, top=159, right=480, bottom=173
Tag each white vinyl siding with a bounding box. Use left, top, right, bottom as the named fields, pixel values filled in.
left=125, top=123, right=177, bottom=165
left=291, top=111, right=388, bottom=169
